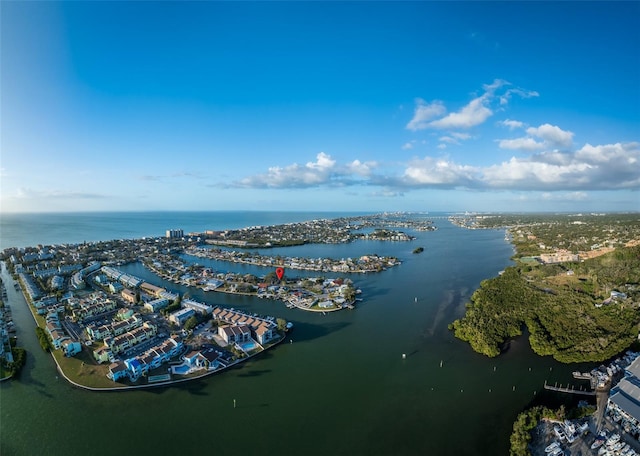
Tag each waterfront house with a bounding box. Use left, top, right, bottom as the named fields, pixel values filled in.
left=218, top=325, right=252, bottom=345
left=46, top=320, right=61, bottom=336
left=140, top=352, right=156, bottom=369
left=62, top=340, right=82, bottom=357
left=254, top=323, right=276, bottom=345
left=108, top=361, right=128, bottom=382
left=183, top=350, right=202, bottom=367
left=50, top=329, right=70, bottom=349
left=318, top=300, right=334, bottom=309
left=182, top=299, right=213, bottom=315
left=147, top=348, right=164, bottom=368
left=199, top=349, right=220, bottom=369
left=93, top=346, right=112, bottom=364
left=140, top=282, right=165, bottom=298
left=125, top=358, right=144, bottom=380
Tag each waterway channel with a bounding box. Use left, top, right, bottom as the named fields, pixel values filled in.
left=0, top=218, right=594, bottom=455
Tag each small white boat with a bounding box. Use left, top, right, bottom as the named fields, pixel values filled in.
left=545, top=441, right=560, bottom=453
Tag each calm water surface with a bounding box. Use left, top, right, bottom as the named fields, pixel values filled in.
left=0, top=212, right=592, bottom=455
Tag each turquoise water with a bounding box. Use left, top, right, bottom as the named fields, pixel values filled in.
left=0, top=212, right=593, bottom=455
left=239, top=341, right=259, bottom=351
left=172, top=364, right=190, bottom=375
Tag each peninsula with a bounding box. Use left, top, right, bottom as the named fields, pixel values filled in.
left=450, top=213, right=640, bottom=363
left=0, top=213, right=434, bottom=389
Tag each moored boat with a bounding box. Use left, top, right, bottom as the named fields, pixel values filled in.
left=545, top=441, right=560, bottom=453
left=591, top=436, right=606, bottom=450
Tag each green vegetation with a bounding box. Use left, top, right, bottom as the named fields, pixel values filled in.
left=510, top=406, right=566, bottom=456
left=4, top=347, right=26, bottom=378
left=454, top=213, right=640, bottom=257
left=276, top=318, right=287, bottom=331
left=184, top=315, right=198, bottom=331
left=35, top=326, right=52, bottom=352
left=162, top=301, right=181, bottom=315
left=1, top=338, right=26, bottom=379
left=451, top=245, right=640, bottom=363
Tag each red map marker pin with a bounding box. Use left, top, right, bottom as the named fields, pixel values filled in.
left=276, top=267, right=284, bottom=281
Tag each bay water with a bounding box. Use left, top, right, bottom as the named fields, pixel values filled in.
left=0, top=212, right=591, bottom=455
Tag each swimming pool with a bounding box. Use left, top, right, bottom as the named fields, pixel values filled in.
left=239, top=342, right=258, bottom=352
left=172, top=364, right=190, bottom=375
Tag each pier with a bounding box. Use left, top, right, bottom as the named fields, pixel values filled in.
left=543, top=381, right=595, bottom=396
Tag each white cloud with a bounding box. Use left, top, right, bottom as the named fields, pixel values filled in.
left=540, top=192, right=588, bottom=201
left=498, top=123, right=575, bottom=153
left=439, top=136, right=459, bottom=145
left=405, top=99, right=446, bottom=131
left=402, top=141, right=416, bottom=150
left=439, top=132, right=472, bottom=147
left=498, top=137, right=545, bottom=152
left=499, top=88, right=539, bottom=105
left=481, top=157, right=593, bottom=189
left=575, top=142, right=636, bottom=164
left=450, top=132, right=471, bottom=141
left=232, top=142, right=640, bottom=192
left=428, top=96, right=493, bottom=129
left=234, top=152, right=377, bottom=189
left=406, top=79, right=537, bottom=131
left=10, top=187, right=108, bottom=200
left=346, top=159, right=377, bottom=176
left=526, top=124, right=574, bottom=149
left=482, top=142, right=640, bottom=190
left=498, top=119, right=524, bottom=130
left=403, top=157, right=478, bottom=187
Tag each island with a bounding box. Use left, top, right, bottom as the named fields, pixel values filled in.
left=199, top=213, right=433, bottom=248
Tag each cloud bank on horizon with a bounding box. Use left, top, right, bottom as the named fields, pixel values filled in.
left=233, top=79, right=639, bottom=194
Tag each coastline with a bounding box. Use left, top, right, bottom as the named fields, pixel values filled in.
left=49, top=332, right=287, bottom=392
left=9, top=262, right=289, bottom=392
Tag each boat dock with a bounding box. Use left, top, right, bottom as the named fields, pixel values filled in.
left=543, top=381, right=595, bottom=396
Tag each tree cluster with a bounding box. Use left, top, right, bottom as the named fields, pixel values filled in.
left=35, top=327, right=52, bottom=352
left=451, top=246, right=640, bottom=363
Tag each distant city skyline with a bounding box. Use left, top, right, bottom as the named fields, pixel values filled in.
left=2, top=1, right=638, bottom=213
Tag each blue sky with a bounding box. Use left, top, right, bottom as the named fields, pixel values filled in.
left=2, top=1, right=639, bottom=213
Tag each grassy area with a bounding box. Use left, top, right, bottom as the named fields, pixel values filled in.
left=24, top=299, right=125, bottom=389
left=52, top=347, right=125, bottom=389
